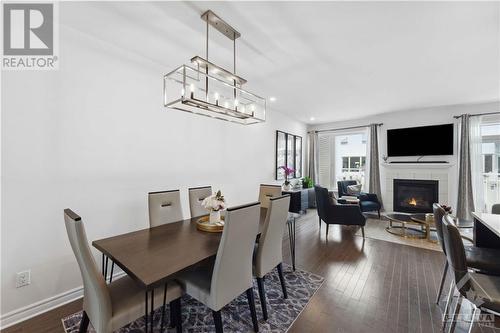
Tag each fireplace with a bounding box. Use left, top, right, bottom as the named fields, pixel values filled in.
left=393, top=179, right=438, bottom=213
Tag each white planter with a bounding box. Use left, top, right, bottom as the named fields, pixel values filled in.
left=282, top=183, right=292, bottom=191
left=209, top=210, right=221, bottom=224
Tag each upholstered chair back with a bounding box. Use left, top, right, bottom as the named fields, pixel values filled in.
left=258, top=184, right=282, bottom=209
left=255, top=195, right=290, bottom=278
left=210, top=202, right=261, bottom=311
left=432, top=203, right=447, bottom=254
left=148, top=190, right=183, bottom=227
left=442, top=215, right=471, bottom=296
left=188, top=186, right=212, bottom=218
left=64, top=209, right=112, bottom=333
left=314, top=185, right=330, bottom=222
left=337, top=180, right=357, bottom=198
left=492, top=203, right=500, bottom=215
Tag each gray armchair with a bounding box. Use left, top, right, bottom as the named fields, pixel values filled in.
left=337, top=180, right=381, bottom=218
left=314, top=185, right=366, bottom=237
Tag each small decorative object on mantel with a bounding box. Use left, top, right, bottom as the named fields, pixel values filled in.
left=382, top=155, right=388, bottom=163
left=279, top=166, right=295, bottom=191
left=197, top=190, right=226, bottom=232
left=440, top=204, right=452, bottom=214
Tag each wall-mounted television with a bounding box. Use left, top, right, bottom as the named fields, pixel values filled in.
left=387, top=124, right=454, bottom=157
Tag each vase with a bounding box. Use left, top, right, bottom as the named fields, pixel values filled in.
left=282, top=183, right=291, bottom=191
left=209, top=210, right=221, bottom=224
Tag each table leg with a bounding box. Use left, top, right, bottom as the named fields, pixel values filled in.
left=150, top=289, right=154, bottom=331
left=287, top=217, right=296, bottom=271
left=145, top=290, right=149, bottom=333
left=160, top=284, right=167, bottom=332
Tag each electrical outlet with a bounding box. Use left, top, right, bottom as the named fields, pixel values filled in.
left=16, top=270, right=31, bottom=288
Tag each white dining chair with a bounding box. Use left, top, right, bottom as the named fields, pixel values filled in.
left=175, top=202, right=261, bottom=333
left=254, top=194, right=291, bottom=320
left=188, top=186, right=212, bottom=218
left=64, top=209, right=183, bottom=333
left=148, top=189, right=183, bottom=227
left=258, top=184, right=282, bottom=209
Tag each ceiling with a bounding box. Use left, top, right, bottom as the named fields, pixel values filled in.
left=63, top=1, right=500, bottom=124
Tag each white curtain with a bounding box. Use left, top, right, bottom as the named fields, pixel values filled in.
left=469, top=116, right=484, bottom=212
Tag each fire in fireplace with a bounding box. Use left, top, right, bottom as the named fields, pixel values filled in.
left=393, top=179, right=439, bottom=213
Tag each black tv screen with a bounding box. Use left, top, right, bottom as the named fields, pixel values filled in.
left=387, top=124, right=454, bottom=157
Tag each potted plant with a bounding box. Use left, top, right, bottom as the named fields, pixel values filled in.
left=279, top=166, right=295, bottom=191
left=201, top=190, right=226, bottom=224
left=302, top=176, right=314, bottom=188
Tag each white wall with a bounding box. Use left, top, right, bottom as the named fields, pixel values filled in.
left=0, top=4, right=306, bottom=326
left=309, top=101, right=500, bottom=209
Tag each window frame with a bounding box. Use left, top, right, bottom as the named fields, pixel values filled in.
left=275, top=130, right=302, bottom=180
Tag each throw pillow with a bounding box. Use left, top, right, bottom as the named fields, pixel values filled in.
left=346, top=184, right=362, bottom=196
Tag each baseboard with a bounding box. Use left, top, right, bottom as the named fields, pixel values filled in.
left=0, top=271, right=126, bottom=330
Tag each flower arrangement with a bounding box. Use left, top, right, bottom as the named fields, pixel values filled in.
left=279, top=166, right=295, bottom=190
left=202, top=190, right=226, bottom=212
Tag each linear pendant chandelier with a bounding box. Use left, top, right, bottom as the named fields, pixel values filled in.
left=163, top=10, right=266, bottom=125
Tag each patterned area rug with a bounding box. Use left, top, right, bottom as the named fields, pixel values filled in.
left=62, top=264, right=323, bottom=333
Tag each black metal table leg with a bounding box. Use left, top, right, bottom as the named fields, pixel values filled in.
left=145, top=290, right=149, bottom=333
left=287, top=216, right=296, bottom=271
left=150, top=289, right=154, bottom=331
left=160, top=284, right=167, bottom=332
left=144, top=289, right=155, bottom=333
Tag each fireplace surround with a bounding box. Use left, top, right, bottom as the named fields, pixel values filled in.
left=393, top=179, right=439, bottom=213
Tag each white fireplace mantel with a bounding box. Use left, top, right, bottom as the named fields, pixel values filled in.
left=381, top=162, right=453, bottom=212
left=381, top=162, right=455, bottom=169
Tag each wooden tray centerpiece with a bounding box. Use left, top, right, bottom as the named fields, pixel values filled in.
left=196, top=190, right=226, bottom=233
left=196, top=215, right=225, bottom=233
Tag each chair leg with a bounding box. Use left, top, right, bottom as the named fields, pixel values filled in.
left=326, top=224, right=329, bottom=236
left=361, top=226, right=365, bottom=238
left=436, top=261, right=449, bottom=305
left=442, top=280, right=455, bottom=331
left=213, top=310, right=223, bottom=333
left=79, top=311, right=90, bottom=333
left=318, top=217, right=321, bottom=228
left=467, top=306, right=478, bottom=333
left=448, top=294, right=463, bottom=333
left=277, top=263, right=288, bottom=299
left=378, top=210, right=381, bottom=219
left=174, top=298, right=182, bottom=333
left=256, top=277, right=268, bottom=321
left=246, top=288, right=259, bottom=332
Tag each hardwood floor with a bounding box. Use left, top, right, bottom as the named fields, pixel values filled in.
left=3, top=210, right=498, bottom=333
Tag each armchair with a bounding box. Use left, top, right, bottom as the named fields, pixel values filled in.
left=314, top=185, right=366, bottom=237
left=337, top=180, right=381, bottom=218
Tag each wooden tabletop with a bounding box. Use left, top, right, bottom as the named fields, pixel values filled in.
left=472, top=212, right=500, bottom=238
left=93, top=208, right=268, bottom=289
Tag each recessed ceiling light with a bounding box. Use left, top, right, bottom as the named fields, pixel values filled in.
left=269, top=97, right=276, bottom=102
left=310, top=117, right=315, bottom=121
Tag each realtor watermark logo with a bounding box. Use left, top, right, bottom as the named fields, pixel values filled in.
left=2, top=2, right=58, bottom=70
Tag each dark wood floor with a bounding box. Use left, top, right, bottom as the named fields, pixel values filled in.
left=3, top=210, right=498, bottom=333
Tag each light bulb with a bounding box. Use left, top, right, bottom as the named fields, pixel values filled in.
left=190, top=84, right=195, bottom=92
left=234, top=99, right=239, bottom=107
left=224, top=101, right=229, bottom=108
left=250, top=105, right=256, bottom=112
left=181, top=88, right=185, bottom=97
left=241, top=105, right=246, bottom=113
left=214, top=92, right=219, bottom=101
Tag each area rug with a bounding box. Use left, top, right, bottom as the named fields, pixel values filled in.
left=355, top=217, right=443, bottom=251
left=62, top=264, right=323, bottom=333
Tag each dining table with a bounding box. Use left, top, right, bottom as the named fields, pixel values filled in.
left=92, top=207, right=298, bottom=333
left=471, top=212, right=500, bottom=249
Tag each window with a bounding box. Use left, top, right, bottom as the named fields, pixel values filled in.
left=479, top=117, right=500, bottom=212
left=341, top=156, right=366, bottom=172
left=275, top=131, right=302, bottom=180
left=318, top=131, right=368, bottom=189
